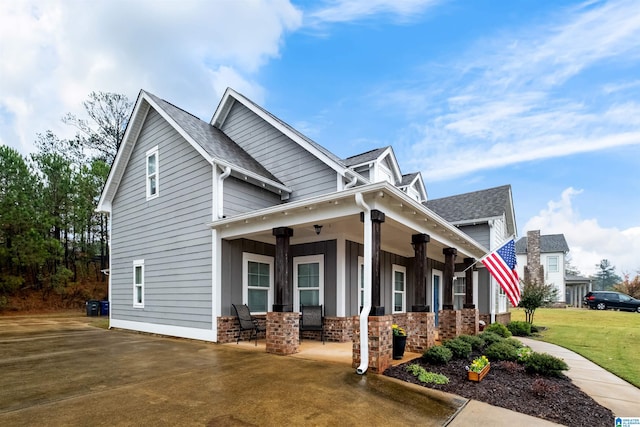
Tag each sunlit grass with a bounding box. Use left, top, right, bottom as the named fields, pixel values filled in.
left=511, top=307, right=640, bottom=388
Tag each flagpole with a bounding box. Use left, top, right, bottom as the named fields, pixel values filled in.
left=464, top=234, right=517, bottom=273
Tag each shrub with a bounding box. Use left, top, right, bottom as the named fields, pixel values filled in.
left=484, top=341, right=518, bottom=361
left=484, top=322, right=512, bottom=338
left=516, top=346, right=533, bottom=362
left=524, top=352, right=568, bottom=377
left=507, top=320, right=532, bottom=336
left=504, top=338, right=524, bottom=349
left=457, top=334, right=485, bottom=352
left=422, top=345, right=453, bottom=365
left=443, top=337, right=473, bottom=359
left=478, top=331, right=504, bottom=346
left=531, top=378, right=560, bottom=396
left=406, top=364, right=449, bottom=385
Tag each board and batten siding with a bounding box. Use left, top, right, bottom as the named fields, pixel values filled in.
left=344, top=240, right=412, bottom=316
left=223, top=176, right=281, bottom=217
left=110, top=108, right=213, bottom=331
left=220, top=102, right=337, bottom=201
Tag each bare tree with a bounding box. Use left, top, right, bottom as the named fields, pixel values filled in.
left=63, top=91, right=132, bottom=164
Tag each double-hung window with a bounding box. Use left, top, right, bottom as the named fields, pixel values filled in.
left=454, top=276, right=466, bottom=310
left=146, top=146, right=159, bottom=200
left=392, top=264, right=406, bottom=313
left=243, top=253, right=273, bottom=314
left=294, top=255, right=324, bottom=312
left=133, top=259, right=144, bottom=308
left=547, top=256, right=559, bottom=273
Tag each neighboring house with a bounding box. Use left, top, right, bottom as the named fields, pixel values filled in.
left=97, top=88, right=503, bottom=361
left=425, top=185, right=517, bottom=324
left=516, top=231, right=570, bottom=304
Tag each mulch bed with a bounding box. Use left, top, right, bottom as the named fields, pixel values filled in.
left=384, top=356, right=614, bottom=426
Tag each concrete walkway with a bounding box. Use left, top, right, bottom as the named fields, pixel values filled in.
left=518, top=337, right=640, bottom=418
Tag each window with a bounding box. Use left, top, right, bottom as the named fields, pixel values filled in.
left=146, top=146, right=159, bottom=199
left=392, top=265, right=406, bottom=313
left=358, top=256, right=364, bottom=310
left=243, top=253, right=273, bottom=314
left=294, top=255, right=324, bottom=312
left=548, top=256, right=559, bottom=273
left=133, top=259, right=144, bottom=308
left=454, top=276, right=466, bottom=310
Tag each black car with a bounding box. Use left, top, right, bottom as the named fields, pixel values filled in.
left=584, top=291, right=640, bottom=312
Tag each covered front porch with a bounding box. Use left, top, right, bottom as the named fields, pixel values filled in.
left=211, top=183, right=488, bottom=373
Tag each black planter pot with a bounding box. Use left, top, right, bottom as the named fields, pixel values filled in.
left=392, top=335, right=407, bottom=360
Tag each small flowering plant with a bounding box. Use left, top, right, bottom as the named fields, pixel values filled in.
left=392, top=324, right=406, bottom=336
left=467, top=355, right=490, bottom=373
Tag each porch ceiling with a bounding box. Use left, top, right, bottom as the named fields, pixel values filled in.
left=211, top=183, right=488, bottom=261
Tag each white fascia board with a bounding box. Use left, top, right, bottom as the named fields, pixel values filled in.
left=212, top=159, right=291, bottom=198
left=379, top=146, right=403, bottom=184
left=214, top=88, right=349, bottom=177
left=448, top=216, right=504, bottom=227
left=145, top=92, right=290, bottom=199
left=97, top=92, right=150, bottom=213
left=212, top=181, right=488, bottom=258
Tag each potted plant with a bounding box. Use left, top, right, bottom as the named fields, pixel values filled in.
left=466, top=355, right=490, bottom=382
left=392, top=324, right=407, bottom=360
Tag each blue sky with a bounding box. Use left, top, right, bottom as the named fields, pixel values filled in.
left=1, top=0, right=639, bottom=276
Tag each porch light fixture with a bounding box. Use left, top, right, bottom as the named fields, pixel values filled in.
left=314, top=224, right=323, bottom=235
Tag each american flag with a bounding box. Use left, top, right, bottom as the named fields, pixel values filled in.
left=481, top=239, right=521, bottom=307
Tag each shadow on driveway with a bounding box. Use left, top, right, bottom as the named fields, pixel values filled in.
left=0, top=314, right=464, bottom=426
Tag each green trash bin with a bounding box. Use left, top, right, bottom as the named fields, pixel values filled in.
left=86, top=300, right=100, bottom=316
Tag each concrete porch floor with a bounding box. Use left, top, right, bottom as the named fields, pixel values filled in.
left=225, top=338, right=423, bottom=368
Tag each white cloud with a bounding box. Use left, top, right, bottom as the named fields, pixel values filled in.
left=386, top=0, right=640, bottom=180
left=523, top=187, right=640, bottom=276
left=0, top=0, right=302, bottom=154
left=307, top=0, right=439, bottom=25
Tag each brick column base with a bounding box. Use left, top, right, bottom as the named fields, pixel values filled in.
left=352, top=315, right=393, bottom=374
left=438, top=309, right=461, bottom=341
left=460, top=308, right=479, bottom=336
left=406, top=312, right=436, bottom=352
left=495, top=312, right=512, bottom=325
left=266, top=312, right=299, bottom=355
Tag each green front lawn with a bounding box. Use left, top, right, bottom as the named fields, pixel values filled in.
left=510, top=307, right=640, bottom=388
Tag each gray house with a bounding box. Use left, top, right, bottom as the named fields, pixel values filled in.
left=98, top=88, right=506, bottom=372
left=426, top=185, right=517, bottom=324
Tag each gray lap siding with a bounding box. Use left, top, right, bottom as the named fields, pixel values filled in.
left=111, top=108, right=213, bottom=330
left=221, top=102, right=337, bottom=201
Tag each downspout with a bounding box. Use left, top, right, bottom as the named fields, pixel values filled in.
left=355, top=192, right=371, bottom=375
left=217, top=165, right=231, bottom=219
left=344, top=174, right=358, bottom=189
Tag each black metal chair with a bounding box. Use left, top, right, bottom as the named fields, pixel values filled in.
left=300, top=304, right=324, bottom=344
left=232, top=304, right=266, bottom=346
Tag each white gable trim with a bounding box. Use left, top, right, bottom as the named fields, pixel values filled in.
left=211, top=88, right=349, bottom=177
left=97, top=91, right=292, bottom=213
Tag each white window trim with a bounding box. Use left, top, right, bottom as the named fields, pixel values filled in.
left=242, top=253, right=273, bottom=315
left=293, top=254, right=324, bottom=312
left=392, top=264, right=406, bottom=313
left=133, top=259, right=144, bottom=308
left=357, top=256, right=364, bottom=310
left=433, top=269, right=443, bottom=312
left=146, top=146, right=159, bottom=200
left=453, top=274, right=466, bottom=310
left=548, top=256, right=559, bottom=273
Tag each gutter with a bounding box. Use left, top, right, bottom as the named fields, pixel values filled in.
left=354, top=192, right=371, bottom=375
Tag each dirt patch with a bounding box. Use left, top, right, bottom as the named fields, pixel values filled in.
left=384, top=356, right=614, bottom=427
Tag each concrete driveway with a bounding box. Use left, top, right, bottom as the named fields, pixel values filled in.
left=0, top=314, right=464, bottom=426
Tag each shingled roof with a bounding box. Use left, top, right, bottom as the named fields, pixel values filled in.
left=425, top=184, right=513, bottom=219
left=516, top=234, right=570, bottom=254
left=342, top=147, right=389, bottom=167
left=144, top=91, right=282, bottom=184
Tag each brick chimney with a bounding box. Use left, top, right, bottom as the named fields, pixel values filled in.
left=523, top=230, right=544, bottom=285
